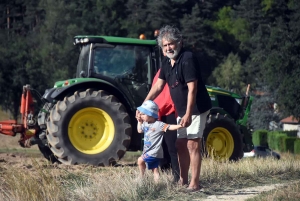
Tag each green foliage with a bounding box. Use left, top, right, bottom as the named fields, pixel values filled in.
left=268, top=131, right=277, bottom=149
left=212, top=52, right=246, bottom=93
left=123, top=0, right=149, bottom=38
left=263, top=130, right=298, bottom=153
left=267, top=131, right=281, bottom=150
left=236, top=0, right=300, bottom=119
left=180, top=3, right=221, bottom=82
left=277, top=135, right=287, bottom=152
left=252, top=129, right=268, bottom=146
left=262, top=0, right=274, bottom=11
left=0, top=34, right=29, bottom=119
left=294, top=140, right=300, bottom=154
left=283, top=137, right=297, bottom=153
left=212, top=6, right=233, bottom=40
left=230, top=18, right=251, bottom=43
left=212, top=6, right=250, bottom=42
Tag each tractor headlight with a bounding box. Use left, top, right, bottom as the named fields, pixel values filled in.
left=235, top=98, right=242, bottom=105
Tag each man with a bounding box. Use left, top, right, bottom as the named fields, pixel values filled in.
left=143, top=25, right=212, bottom=191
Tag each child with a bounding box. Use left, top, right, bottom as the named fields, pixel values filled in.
left=136, top=100, right=182, bottom=182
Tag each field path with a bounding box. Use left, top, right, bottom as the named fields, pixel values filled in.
left=198, top=183, right=292, bottom=201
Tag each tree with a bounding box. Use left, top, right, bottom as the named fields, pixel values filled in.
left=248, top=86, right=283, bottom=130
left=245, top=0, right=300, bottom=119
left=212, top=52, right=247, bottom=93
left=180, top=3, right=220, bottom=83
left=0, top=33, right=30, bottom=119
left=123, top=0, right=149, bottom=38
left=0, top=0, right=40, bottom=119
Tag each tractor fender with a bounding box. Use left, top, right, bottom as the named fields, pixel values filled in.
left=209, top=107, right=225, bottom=114
left=42, top=80, right=135, bottom=113
left=209, top=107, right=233, bottom=119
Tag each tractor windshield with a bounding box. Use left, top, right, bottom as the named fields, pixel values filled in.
left=92, top=45, right=150, bottom=81
left=92, top=44, right=152, bottom=106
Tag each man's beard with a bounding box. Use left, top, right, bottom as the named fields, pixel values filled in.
left=166, top=46, right=181, bottom=59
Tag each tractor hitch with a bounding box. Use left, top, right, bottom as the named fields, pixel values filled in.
left=0, top=85, right=38, bottom=147
left=0, top=120, right=23, bottom=136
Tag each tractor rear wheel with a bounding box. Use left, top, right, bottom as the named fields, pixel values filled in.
left=46, top=89, right=131, bottom=166
left=202, top=114, right=243, bottom=161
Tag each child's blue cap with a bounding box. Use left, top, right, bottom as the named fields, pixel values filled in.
left=137, top=100, right=159, bottom=119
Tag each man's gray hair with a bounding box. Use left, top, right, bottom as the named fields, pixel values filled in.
left=157, top=25, right=183, bottom=48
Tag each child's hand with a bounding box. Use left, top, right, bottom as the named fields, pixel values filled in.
left=136, top=114, right=143, bottom=123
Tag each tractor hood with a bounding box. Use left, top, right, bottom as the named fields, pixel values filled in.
left=206, top=85, right=242, bottom=99
left=54, top=80, right=242, bottom=99
left=53, top=78, right=107, bottom=88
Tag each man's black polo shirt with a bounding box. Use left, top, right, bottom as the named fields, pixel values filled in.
left=159, top=49, right=212, bottom=117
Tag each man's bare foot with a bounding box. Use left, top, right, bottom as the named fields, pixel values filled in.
left=179, top=186, right=204, bottom=193
left=188, top=185, right=199, bottom=190
left=187, top=184, right=203, bottom=191
left=177, top=179, right=188, bottom=186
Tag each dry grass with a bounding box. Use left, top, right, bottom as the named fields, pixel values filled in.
left=1, top=109, right=300, bottom=200
left=0, top=108, right=11, bottom=121
left=0, top=152, right=300, bottom=201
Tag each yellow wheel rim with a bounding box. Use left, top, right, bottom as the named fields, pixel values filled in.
left=68, top=107, right=115, bottom=154
left=206, top=127, right=234, bottom=160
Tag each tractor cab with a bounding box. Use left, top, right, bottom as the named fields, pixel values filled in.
left=74, top=36, right=161, bottom=107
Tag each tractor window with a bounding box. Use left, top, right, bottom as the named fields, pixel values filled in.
left=93, top=45, right=150, bottom=83
left=76, top=44, right=90, bottom=78
left=93, top=45, right=135, bottom=77
left=93, top=44, right=152, bottom=106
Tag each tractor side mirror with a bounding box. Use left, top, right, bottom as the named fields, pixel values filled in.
left=80, top=71, right=86, bottom=78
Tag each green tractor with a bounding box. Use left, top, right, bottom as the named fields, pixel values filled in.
left=0, top=36, right=253, bottom=165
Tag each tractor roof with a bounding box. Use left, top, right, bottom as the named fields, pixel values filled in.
left=74, top=35, right=157, bottom=46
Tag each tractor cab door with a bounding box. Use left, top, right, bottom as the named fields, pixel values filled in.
left=91, top=43, right=155, bottom=107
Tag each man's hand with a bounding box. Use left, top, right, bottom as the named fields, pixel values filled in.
left=180, top=114, right=192, bottom=127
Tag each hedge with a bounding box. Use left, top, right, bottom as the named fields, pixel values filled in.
left=252, top=130, right=300, bottom=153
left=295, top=140, right=300, bottom=154
left=252, top=130, right=268, bottom=146
left=283, top=137, right=298, bottom=153
left=275, top=133, right=289, bottom=152
left=267, top=131, right=280, bottom=150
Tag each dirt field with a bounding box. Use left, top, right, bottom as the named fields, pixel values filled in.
left=0, top=134, right=40, bottom=164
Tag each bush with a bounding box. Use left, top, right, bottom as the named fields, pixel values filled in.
left=267, top=131, right=287, bottom=151
left=252, top=130, right=268, bottom=146
left=294, top=140, right=300, bottom=154
left=276, top=134, right=288, bottom=152
left=283, top=137, right=298, bottom=153
left=267, top=131, right=278, bottom=150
